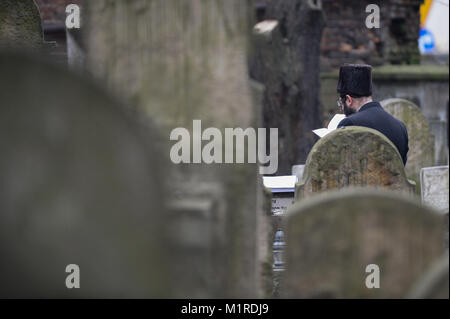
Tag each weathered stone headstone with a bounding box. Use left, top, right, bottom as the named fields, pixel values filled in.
left=0, top=51, right=168, bottom=298
left=407, top=254, right=449, bottom=299
left=85, top=0, right=260, bottom=298
left=284, top=188, right=446, bottom=298
left=381, top=98, right=435, bottom=185
left=0, top=0, right=43, bottom=48
left=420, top=166, right=449, bottom=214
left=295, top=126, right=416, bottom=200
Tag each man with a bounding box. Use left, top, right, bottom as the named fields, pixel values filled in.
left=337, top=64, right=409, bottom=165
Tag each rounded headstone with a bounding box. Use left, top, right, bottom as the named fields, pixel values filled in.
left=407, top=254, right=449, bottom=299
left=285, top=188, right=446, bottom=298
left=296, top=126, right=416, bottom=200
left=381, top=98, right=435, bottom=185
left=0, top=52, right=168, bottom=298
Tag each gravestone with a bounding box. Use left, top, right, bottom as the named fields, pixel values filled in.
left=420, top=166, right=449, bottom=214
left=85, top=0, right=260, bottom=298
left=381, top=98, right=435, bottom=185
left=0, top=51, right=168, bottom=298
left=295, top=126, right=416, bottom=200
left=167, top=182, right=227, bottom=298
left=420, top=166, right=449, bottom=248
left=284, top=188, right=446, bottom=298
left=0, top=0, right=43, bottom=48
left=407, top=254, right=449, bottom=299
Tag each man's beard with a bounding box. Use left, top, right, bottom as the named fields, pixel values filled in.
left=343, top=102, right=356, bottom=117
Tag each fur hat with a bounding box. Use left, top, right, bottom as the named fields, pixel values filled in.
left=337, top=64, right=373, bottom=97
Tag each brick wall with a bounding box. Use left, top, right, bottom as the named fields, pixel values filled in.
left=321, top=0, right=423, bottom=69
left=255, top=0, right=423, bottom=70
left=321, top=0, right=384, bottom=70
left=35, top=0, right=82, bottom=26
left=34, top=0, right=83, bottom=64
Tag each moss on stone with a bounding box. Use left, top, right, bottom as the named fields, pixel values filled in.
left=0, top=0, right=43, bottom=48
left=295, top=126, right=416, bottom=200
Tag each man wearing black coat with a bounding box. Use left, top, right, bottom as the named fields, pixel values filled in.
left=336, top=64, right=409, bottom=165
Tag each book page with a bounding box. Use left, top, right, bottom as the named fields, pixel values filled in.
left=312, top=128, right=330, bottom=138
left=313, top=114, right=346, bottom=138
left=328, top=114, right=346, bottom=130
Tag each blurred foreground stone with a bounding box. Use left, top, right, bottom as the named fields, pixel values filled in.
left=407, top=254, right=449, bottom=299
left=85, top=0, right=261, bottom=298
left=285, top=188, right=446, bottom=298
left=0, top=51, right=168, bottom=298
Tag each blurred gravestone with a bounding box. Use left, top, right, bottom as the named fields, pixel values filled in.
left=407, top=254, right=449, bottom=299
left=85, top=0, right=260, bottom=298
left=0, top=0, right=43, bottom=48
left=295, top=126, right=416, bottom=200
left=167, top=182, right=227, bottom=298
left=0, top=52, right=168, bottom=298
left=381, top=98, right=435, bottom=185
left=284, top=188, right=446, bottom=298
left=420, top=166, right=449, bottom=214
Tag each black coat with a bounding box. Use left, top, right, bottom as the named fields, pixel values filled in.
left=338, top=102, right=409, bottom=165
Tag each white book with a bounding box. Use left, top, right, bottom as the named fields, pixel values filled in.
left=313, top=114, right=346, bottom=138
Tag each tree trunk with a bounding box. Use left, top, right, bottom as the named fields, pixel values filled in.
left=250, top=0, right=324, bottom=175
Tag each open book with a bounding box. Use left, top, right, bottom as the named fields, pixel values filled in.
left=313, top=114, right=346, bottom=138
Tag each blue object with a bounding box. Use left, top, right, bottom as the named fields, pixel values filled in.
left=419, top=28, right=435, bottom=54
